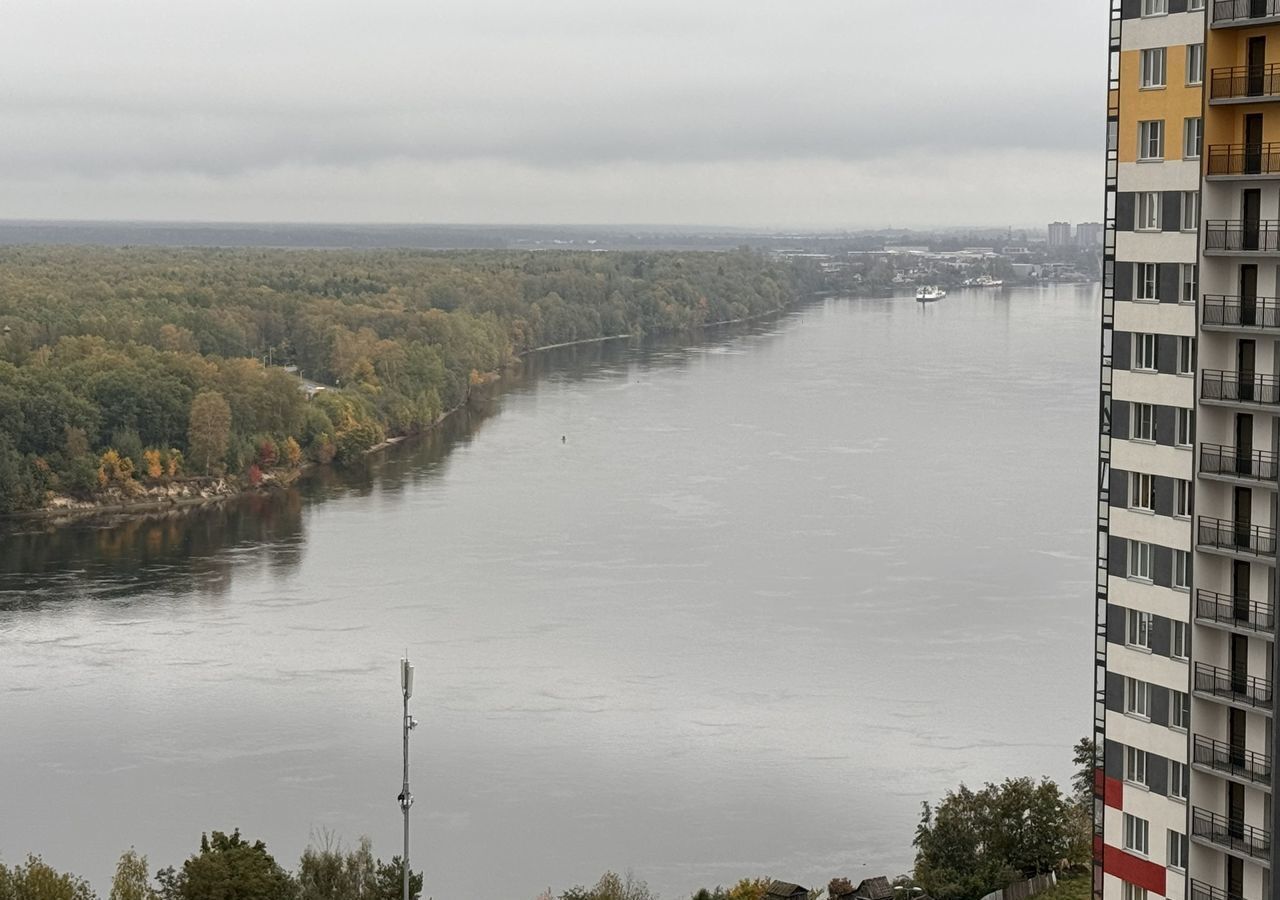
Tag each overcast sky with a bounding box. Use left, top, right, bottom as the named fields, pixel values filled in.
left=2, top=0, right=1105, bottom=228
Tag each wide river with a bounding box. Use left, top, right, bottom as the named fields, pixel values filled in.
left=0, top=285, right=1098, bottom=898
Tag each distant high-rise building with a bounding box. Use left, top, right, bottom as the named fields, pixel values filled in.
left=1076, top=222, right=1104, bottom=247
left=1048, top=221, right=1073, bottom=247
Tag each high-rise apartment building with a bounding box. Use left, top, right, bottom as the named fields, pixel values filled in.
left=1052, top=221, right=1077, bottom=247
left=1096, top=2, right=1280, bottom=900
left=1082, top=222, right=1108, bottom=248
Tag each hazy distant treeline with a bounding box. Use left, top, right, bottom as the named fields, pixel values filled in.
left=0, top=246, right=821, bottom=513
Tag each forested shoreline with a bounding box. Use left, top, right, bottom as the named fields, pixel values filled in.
left=0, top=247, right=822, bottom=514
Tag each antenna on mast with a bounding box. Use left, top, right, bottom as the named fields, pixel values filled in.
left=398, top=656, right=418, bottom=900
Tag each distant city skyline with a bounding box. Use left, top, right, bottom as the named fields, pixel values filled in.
left=2, top=0, right=1102, bottom=227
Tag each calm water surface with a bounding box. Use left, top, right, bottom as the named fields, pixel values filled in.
left=0, top=286, right=1098, bottom=897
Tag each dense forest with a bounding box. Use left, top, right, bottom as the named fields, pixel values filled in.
left=0, top=247, right=822, bottom=513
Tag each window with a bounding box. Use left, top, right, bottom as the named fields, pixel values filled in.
left=1130, top=471, right=1155, bottom=510
left=1124, top=813, right=1150, bottom=855
left=1181, top=191, right=1199, bottom=231
left=1124, top=885, right=1148, bottom=900
left=1188, top=0, right=1205, bottom=9
left=1141, top=0, right=1167, bottom=14
left=1169, top=763, right=1187, bottom=802
left=1126, top=677, right=1151, bottom=717
left=1128, top=608, right=1154, bottom=649
left=1141, top=48, right=1167, bottom=88
left=1181, top=263, right=1198, bottom=304
left=1137, top=192, right=1161, bottom=230
left=1178, top=336, right=1194, bottom=375
left=1139, top=262, right=1159, bottom=300
left=1172, top=619, right=1188, bottom=657
left=1171, top=689, right=1190, bottom=729
left=1125, top=745, right=1149, bottom=785
left=1132, top=402, right=1156, bottom=442
left=1176, top=479, right=1191, bottom=518
left=1187, top=44, right=1204, bottom=85
left=1129, top=540, right=1153, bottom=581
left=1135, top=333, right=1158, bottom=371
left=1139, top=120, right=1164, bottom=160
left=1174, top=552, right=1190, bottom=591
left=1184, top=117, right=1203, bottom=159
left=1177, top=408, right=1194, bottom=447
left=1168, top=830, right=1188, bottom=868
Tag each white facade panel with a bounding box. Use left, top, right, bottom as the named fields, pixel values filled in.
left=1117, top=231, right=1199, bottom=265
left=1115, top=299, right=1197, bottom=337
left=1118, top=160, right=1203, bottom=193
left=1112, top=438, right=1194, bottom=482
left=1120, top=12, right=1206, bottom=51
left=1114, top=369, right=1196, bottom=408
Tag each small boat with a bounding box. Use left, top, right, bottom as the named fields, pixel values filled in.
left=972, top=275, right=1004, bottom=288
left=916, top=286, right=946, bottom=302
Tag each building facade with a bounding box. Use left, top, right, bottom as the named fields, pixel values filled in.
left=1052, top=221, right=1077, bottom=247
left=1097, top=2, right=1280, bottom=900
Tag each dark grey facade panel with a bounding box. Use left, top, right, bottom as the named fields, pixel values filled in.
left=1146, top=751, right=1169, bottom=796
left=1120, top=0, right=1141, bottom=18
left=1159, top=263, right=1181, bottom=304
left=1113, top=401, right=1130, bottom=441
left=1105, top=738, right=1124, bottom=780
left=1150, top=685, right=1169, bottom=727
left=1151, top=615, right=1171, bottom=657
left=1154, top=474, right=1174, bottom=517
left=1153, top=545, right=1173, bottom=588
left=1117, top=193, right=1135, bottom=232
left=1169, top=0, right=1188, bottom=11
left=1116, top=263, right=1134, bottom=303
left=1155, top=405, right=1176, bottom=447
left=1111, top=467, right=1129, bottom=509
left=1106, top=670, right=1126, bottom=713
left=1157, top=334, right=1178, bottom=375
left=1108, top=602, right=1127, bottom=645
left=1162, top=192, right=1182, bottom=233
left=1109, top=535, right=1129, bottom=577
left=1114, top=331, right=1132, bottom=370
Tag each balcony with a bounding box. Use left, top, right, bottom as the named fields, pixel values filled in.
left=1194, top=734, right=1273, bottom=787
left=1211, top=64, right=1280, bottom=103
left=1197, top=588, right=1277, bottom=634
left=1192, top=807, right=1272, bottom=862
left=1204, top=220, right=1280, bottom=254
left=1198, top=516, right=1278, bottom=559
left=1191, top=882, right=1242, bottom=900
left=1201, top=443, right=1280, bottom=485
left=1203, top=294, right=1280, bottom=331
left=1207, top=144, right=1280, bottom=178
left=1194, top=662, right=1274, bottom=711
left=1213, top=0, right=1280, bottom=27
left=1202, top=370, right=1280, bottom=408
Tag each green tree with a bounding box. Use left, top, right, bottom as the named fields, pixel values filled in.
left=559, top=872, right=656, bottom=900
left=187, top=391, right=232, bottom=475
left=1072, top=736, right=1097, bottom=808
left=110, top=850, right=158, bottom=900
left=371, top=858, right=421, bottom=900
left=156, top=829, right=296, bottom=900
left=0, top=854, right=97, bottom=900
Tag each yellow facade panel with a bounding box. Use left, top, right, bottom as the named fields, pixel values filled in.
left=1117, top=49, right=1205, bottom=164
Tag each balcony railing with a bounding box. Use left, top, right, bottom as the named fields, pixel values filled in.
left=1214, top=0, right=1280, bottom=24
left=1197, top=588, right=1277, bottom=633
left=1201, top=443, right=1280, bottom=483
left=1204, top=220, right=1280, bottom=252
left=1203, top=294, right=1280, bottom=330
left=1194, top=662, right=1274, bottom=710
left=1198, top=516, right=1278, bottom=558
left=1194, top=734, right=1273, bottom=786
left=1212, top=64, right=1280, bottom=100
left=1190, top=882, right=1241, bottom=900
left=1202, top=370, right=1280, bottom=407
left=1192, top=807, right=1272, bottom=860
left=1207, top=143, right=1280, bottom=177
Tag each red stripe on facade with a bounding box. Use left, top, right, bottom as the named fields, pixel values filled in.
left=1102, top=844, right=1166, bottom=896
left=1104, top=775, right=1124, bottom=809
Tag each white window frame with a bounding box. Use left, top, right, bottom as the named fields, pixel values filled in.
left=1124, top=885, right=1148, bottom=900
left=1184, top=117, right=1203, bottom=160
left=1173, top=552, right=1191, bottom=592
left=1137, top=192, right=1161, bottom=231
left=1141, top=0, right=1167, bottom=15
left=1187, top=44, right=1204, bottom=86
left=1181, top=191, right=1199, bottom=232
left=1139, top=120, right=1164, bottom=161
left=1172, top=619, right=1188, bottom=658
left=1188, top=0, right=1205, bottom=9
left=1176, top=479, right=1192, bottom=518
left=1129, top=540, right=1153, bottom=581
left=1130, top=471, right=1155, bottom=511
left=1171, top=689, right=1190, bottom=730
left=1181, top=263, right=1198, bottom=305
left=1135, top=333, right=1159, bottom=371
left=1177, top=408, right=1194, bottom=448
left=1169, top=763, right=1187, bottom=802
left=1125, top=745, right=1149, bottom=786
left=1132, top=402, right=1156, bottom=442
left=1138, top=262, right=1159, bottom=301
left=1177, top=336, right=1194, bottom=376
left=1142, top=48, right=1167, bottom=88
left=1124, top=813, right=1150, bottom=855
left=1128, top=608, right=1155, bottom=649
